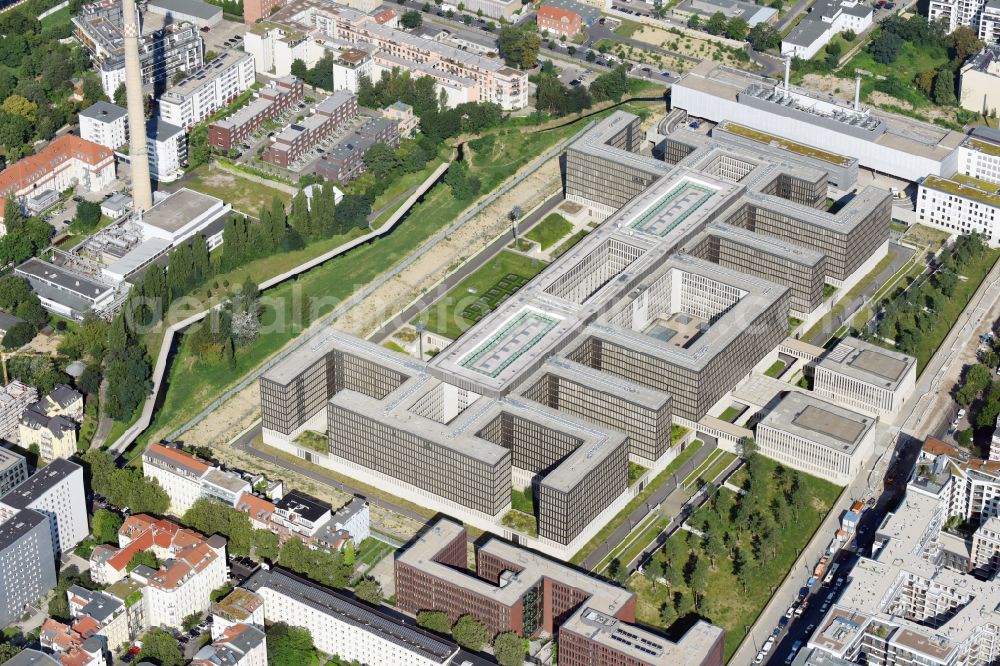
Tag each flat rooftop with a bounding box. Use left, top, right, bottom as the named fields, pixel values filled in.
left=141, top=188, right=225, bottom=234
left=922, top=173, right=1000, bottom=207
left=1, top=459, right=81, bottom=509
left=760, top=391, right=874, bottom=453
left=818, top=336, right=916, bottom=389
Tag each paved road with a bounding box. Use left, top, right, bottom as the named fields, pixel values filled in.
left=368, top=191, right=563, bottom=343
left=775, top=0, right=814, bottom=31
left=580, top=441, right=717, bottom=570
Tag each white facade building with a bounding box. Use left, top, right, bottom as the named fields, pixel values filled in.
left=158, top=51, right=256, bottom=130
left=755, top=391, right=877, bottom=485
left=244, top=568, right=458, bottom=666
left=917, top=174, right=1000, bottom=244
left=146, top=117, right=187, bottom=182
left=813, top=336, right=917, bottom=417
left=930, top=0, right=1000, bottom=38
left=0, top=459, right=88, bottom=561
left=79, top=101, right=128, bottom=150
left=960, top=45, right=1000, bottom=114
left=781, top=0, right=872, bottom=60
left=954, top=129, right=1000, bottom=185
left=331, top=48, right=372, bottom=94
left=142, top=443, right=211, bottom=515
left=192, top=624, right=267, bottom=666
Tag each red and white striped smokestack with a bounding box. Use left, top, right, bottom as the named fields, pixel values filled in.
left=121, top=0, right=153, bottom=211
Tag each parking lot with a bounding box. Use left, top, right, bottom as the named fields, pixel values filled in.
left=201, top=17, right=246, bottom=54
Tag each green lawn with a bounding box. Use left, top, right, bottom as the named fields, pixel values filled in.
left=143, top=114, right=604, bottom=444
left=185, top=163, right=292, bottom=216
left=630, top=457, right=842, bottom=661
left=841, top=40, right=950, bottom=110
left=501, top=509, right=538, bottom=536
left=366, top=157, right=447, bottom=229
left=525, top=213, right=573, bottom=250
left=764, top=360, right=786, bottom=378
left=294, top=430, right=327, bottom=453
left=629, top=462, right=648, bottom=486
left=599, top=514, right=670, bottom=574
left=40, top=6, right=70, bottom=28
left=571, top=440, right=705, bottom=566
left=718, top=406, right=742, bottom=423
left=413, top=250, right=548, bottom=341
left=511, top=486, right=535, bottom=514
left=613, top=18, right=643, bottom=37
left=552, top=230, right=588, bottom=258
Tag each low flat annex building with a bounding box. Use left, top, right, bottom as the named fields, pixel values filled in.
left=395, top=518, right=725, bottom=665
left=260, top=110, right=893, bottom=558
left=755, top=391, right=876, bottom=485
left=813, top=336, right=917, bottom=417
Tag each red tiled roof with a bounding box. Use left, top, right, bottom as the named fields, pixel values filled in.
left=922, top=437, right=961, bottom=458
left=537, top=5, right=580, bottom=22
left=0, top=135, right=111, bottom=212
left=235, top=491, right=275, bottom=525
left=374, top=7, right=395, bottom=23
left=146, top=443, right=211, bottom=476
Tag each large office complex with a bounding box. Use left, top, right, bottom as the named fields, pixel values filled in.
left=260, top=110, right=892, bottom=557
left=72, top=0, right=204, bottom=97
left=396, top=518, right=725, bottom=665
left=242, top=568, right=461, bottom=666
left=0, top=460, right=88, bottom=561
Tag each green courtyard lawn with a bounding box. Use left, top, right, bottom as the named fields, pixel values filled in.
left=525, top=213, right=573, bottom=250
left=552, top=230, right=588, bottom=258
left=571, top=440, right=705, bottom=567
left=631, top=457, right=842, bottom=661
left=764, top=360, right=786, bottom=378
left=185, top=163, right=293, bottom=216
left=413, top=250, right=548, bottom=341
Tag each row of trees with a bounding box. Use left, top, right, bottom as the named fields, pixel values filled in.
left=534, top=62, right=632, bottom=117
left=869, top=233, right=987, bottom=358
left=417, top=612, right=525, bottom=665
left=0, top=199, right=55, bottom=281
left=83, top=449, right=171, bottom=515
left=642, top=442, right=814, bottom=626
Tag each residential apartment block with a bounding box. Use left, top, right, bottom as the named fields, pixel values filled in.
left=79, top=101, right=128, bottom=151
left=536, top=5, right=583, bottom=37
left=0, top=460, right=88, bottom=561
left=89, top=515, right=228, bottom=628
left=930, top=0, right=1000, bottom=38
left=191, top=624, right=267, bottom=666
left=314, top=116, right=400, bottom=182
left=382, top=101, right=417, bottom=138
left=755, top=391, right=876, bottom=485
left=158, top=51, right=257, bottom=130
left=396, top=518, right=725, bottom=665
left=17, top=385, right=83, bottom=463
left=954, top=128, right=1000, bottom=185
left=0, top=135, right=115, bottom=226
left=66, top=585, right=139, bottom=652
left=142, top=444, right=250, bottom=515
left=0, top=449, right=26, bottom=498
left=813, top=336, right=916, bottom=417
left=331, top=48, right=373, bottom=94
left=0, top=381, right=37, bottom=443
left=804, top=447, right=1000, bottom=665
left=208, top=76, right=304, bottom=151
left=243, top=567, right=461, bottom=665
left=0, top=509, right=56, bottom=628
left=245, top=0, right=528, bottom=110
left=262, top=91, right=357, bottom=167
left=72, top=0, right=204, bottom=97
left=961, top=45, right=1000, bottom=114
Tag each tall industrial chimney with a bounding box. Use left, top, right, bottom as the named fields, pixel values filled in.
left=121, top=0, right=152, bottom=211
left=854, top=75, right=862, bottom=111
left=784, top=56, right=791, bottom=91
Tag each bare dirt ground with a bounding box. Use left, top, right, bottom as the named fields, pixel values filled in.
left=801, top=74, right=960, bottom=124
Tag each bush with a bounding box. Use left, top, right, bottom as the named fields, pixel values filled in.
left=1, top=321, right=34, bottom=349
